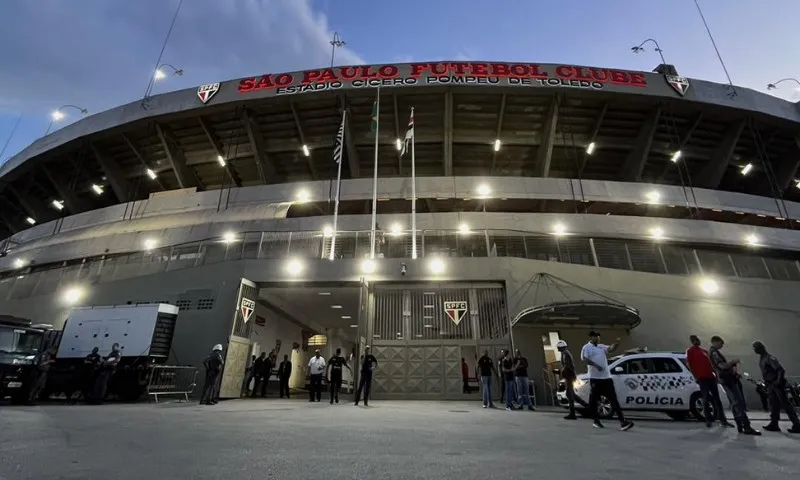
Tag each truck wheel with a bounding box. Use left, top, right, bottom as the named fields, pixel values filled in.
left=689, top=391, right=708, bottom=421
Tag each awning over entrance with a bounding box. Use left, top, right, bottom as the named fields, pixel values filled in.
left=511, top=301, right=641, bottom=330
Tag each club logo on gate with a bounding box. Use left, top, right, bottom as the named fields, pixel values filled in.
left=197, top=82, right=220, bottom=104
left=240, top=298, right=255, bottom=323
left=665, top=74, right=690, bottom=96
left=444, top=301, right=468, bottom=326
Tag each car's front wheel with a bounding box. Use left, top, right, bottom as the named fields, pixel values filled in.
left=596, top=395, right=613, bottom=419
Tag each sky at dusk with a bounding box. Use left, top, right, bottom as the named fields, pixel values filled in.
left=1, top=0, right=798, bottom=165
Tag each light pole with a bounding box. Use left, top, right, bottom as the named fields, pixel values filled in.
left=767, top=78, right=800, bottom=92
left=330, top=32, right=346, bottom=68
left=631, top=38, right=667, bottom=65
left=45, top=104, right=89, bottom=135
left=154, top=63, right=184, bottom=81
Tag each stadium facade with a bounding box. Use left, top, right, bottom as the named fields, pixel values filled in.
left=1, top=61, right=799, bottom=402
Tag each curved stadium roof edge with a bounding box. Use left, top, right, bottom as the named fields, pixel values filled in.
left=2, top=60, right=799, bottom=179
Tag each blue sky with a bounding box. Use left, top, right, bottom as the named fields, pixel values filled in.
left=1, top=0, right=798, bottom=165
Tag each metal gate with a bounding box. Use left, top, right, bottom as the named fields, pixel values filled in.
left=369, top=283, right=509, bottom=399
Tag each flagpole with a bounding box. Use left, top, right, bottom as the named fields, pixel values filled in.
left=369, top=87, right=381, bottom=259
left=410, top=106, right=417, bottom=259
left=329, top=110, right=346, bottom=261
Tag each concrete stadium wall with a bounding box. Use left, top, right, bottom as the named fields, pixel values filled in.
left=3, top=176, right=799, bottom=272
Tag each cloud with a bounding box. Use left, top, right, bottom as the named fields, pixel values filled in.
left=0, top=0, right=365, bottom=115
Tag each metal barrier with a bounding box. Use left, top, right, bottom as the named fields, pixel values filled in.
left=147, top=365, right=198, bottom=403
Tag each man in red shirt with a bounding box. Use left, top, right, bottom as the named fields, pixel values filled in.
left=686, top=335, right=733, bottom=428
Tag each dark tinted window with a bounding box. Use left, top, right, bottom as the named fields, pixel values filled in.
left=652, top=357, right=684, bottom=374
left=614, top=358, right=656, bottom=375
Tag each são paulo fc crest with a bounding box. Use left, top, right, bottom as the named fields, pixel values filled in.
left=240, top=297, right=255, bottom=323
left=665, top=74, right=690, bottom=96
left=197, top=83, right=220, bottom=104
left=444, top=301, right=468, bottom=326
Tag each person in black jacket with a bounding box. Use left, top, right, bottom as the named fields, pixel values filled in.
left=327, top=348, right=351, bottom=404
left=201, top=344, right=224, bottom=405
left=277, top=354, right=292, bottom=398
left=753, top=341, right=800, bottom=433
left=252, top=352, right=267, bottom=397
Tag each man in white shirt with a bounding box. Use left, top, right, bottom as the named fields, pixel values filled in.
left=307, top=350, right=327, bottom=402
left=580, top=331, right=633, bottom=431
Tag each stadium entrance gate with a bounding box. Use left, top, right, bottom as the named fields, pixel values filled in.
left=367, top=283, right=510, bottom=400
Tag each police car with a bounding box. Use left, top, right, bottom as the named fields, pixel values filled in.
left=556, top=349, right=728, bottom=421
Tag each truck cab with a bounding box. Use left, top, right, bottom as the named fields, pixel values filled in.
left=0, top=315, right=47, bottom=403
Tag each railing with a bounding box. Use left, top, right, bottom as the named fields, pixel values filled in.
left=146, top=365, right=198, bottom=403
left=1, top=229, right=799, bottom=303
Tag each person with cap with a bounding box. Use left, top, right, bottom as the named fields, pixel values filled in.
left=686, top=335, right=732, bottom=428
left=556, top=340, right=577, bottom=420
left=752, top=341, right=800, bottom=433
left=355, top=346, right=378, bottom=406
left=307, top=349, right=327, bottom=402
left=326, top=347, right=351, bottom=404
left=708, top=335, right=759, bottom=435
left=513, top=349, right=535, bottom=411
left=201, top=344, right=224, bottom=405
left=580, top=331, right=633, bottom=431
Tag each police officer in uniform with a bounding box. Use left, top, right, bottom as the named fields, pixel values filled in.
left=327, top=348, right=351, bottom=404
left=753, top=341, right=800, bottom=433
left=354, top=346, right=378, bottom=406
left=708, top=336, right=759, bottom=435
left=201, top=344, right=224, bottom=405
left=557, top=340, right=577, bottom=420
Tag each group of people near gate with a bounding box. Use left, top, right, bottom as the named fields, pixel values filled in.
left=201, top=344, right=379, bottom=406
left=28, top=343, right=122, bottom=404
left=553, top=331, right=800, bottom=434
left=475, top=349, right=536, bottom=411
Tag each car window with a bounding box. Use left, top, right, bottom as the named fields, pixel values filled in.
left=614, top=358, right=656, bottom=375
left=652, top=357, right=684, bottom=374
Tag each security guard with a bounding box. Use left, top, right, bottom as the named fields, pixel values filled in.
left=557, top=340, right=577, bottom=420
left=201, top=344, right=224, bottom=405
left=753, top=341, right=800, bottom=433
left=327, top=348, right=351, bottom=404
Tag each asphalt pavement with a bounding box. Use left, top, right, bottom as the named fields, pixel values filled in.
left=1, top=398, right=798, bottom=480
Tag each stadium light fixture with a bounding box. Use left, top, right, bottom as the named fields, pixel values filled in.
left=216, top=155, right=226, bottom=167
left=62, top=286, right=85, bottom=306
left=631, top=38, right=667, bottom=65
left=766, top=78, right=800, bottom=92
left=361, top=258, right=377, bottom=274
left=323, top=225, right=333, bottom=237
left=395, top=138, right=402, bottom=151
left=745, top=233, right=759, bottom=246
left=302, top=144, right=311, bottom=157
left=154, top=63, right=183, bottom=81
left=25, top=217, right=36, bottom=225
left=650, top=227, right=665, bottom=239
left=585, top=142, right=596, bottom=155
left=740, top=163, right=753, bottom=176
left=51, top=199, right=64, bottom=211
left=285, top=258, right=304, bottom=276
left=91, top=184, right=104, bottom=195
left=146, top=168, right=158, bottom=180
left=296, top=188, right=311, bottom=203
left=389, top=222, right=402, bottom=235
left=143, top=238, right=158, bottom=251
left=458, top=222, right=470, bottom=234
left=796, top=180, right=800, bottom=189
left=222, top=231, right=237, bottom=244
left=13, top=258, right=27, bottom=269
left=670, top=150, right=682, bottom=163
left=551, top=223, right=567, bottom=236
left=698, top=277, right=719, bottom=295
left=46, top=104, right=89, bottom=135
left=493, top=139, right=501, bottom=152
left=476, top=184, right=491, bottom=197
left=645, top=190, right=661, bottom=204
left=428, top=257, right=445, bottom=275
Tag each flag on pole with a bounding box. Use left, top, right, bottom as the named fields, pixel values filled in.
left=333, top=111, right=346, bottom=165
left=400, top=109, right=414, bottom=157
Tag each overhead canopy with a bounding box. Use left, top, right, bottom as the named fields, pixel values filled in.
left=512, top=300, right=642, bottom=330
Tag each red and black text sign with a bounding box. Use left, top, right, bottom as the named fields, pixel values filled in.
left=237, top=62, right=649, bottom=96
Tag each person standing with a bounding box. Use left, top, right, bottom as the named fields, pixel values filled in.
left=708, top=336, right=759, bottom=435
left=241, top=354, right=256, bottom=397
left=497, top=349, right=507, bottom=404
left=200, top=344, right=224, bottom=405
left=752, top=341, right=800, bottom=433
left=500, top=350, right=516, bottom=411
left=89, top=343, right=121, bottom=404
left=262, top=350, right=276, bottom=396
left=461, top=358, right=470, bottom=394
left=278, top=354, right=292, bottom=399
left=327, top=348, right=351, bottom=404
left=28, top=347, right=56, bottom=404
left=354, top=346, right=378, bottom=406
left=556, top=340, right=577, bottom=420
left=581, top=331, right=633, bottom=431
left=685, top=335, right=732, bottom=428
left=251, top=352, right=267, bottom=397
left=513, top=349, right=535, bottom=411
left=476, top=350, right=498, bottom=408
left=307, top=349, right=326, bottom=402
